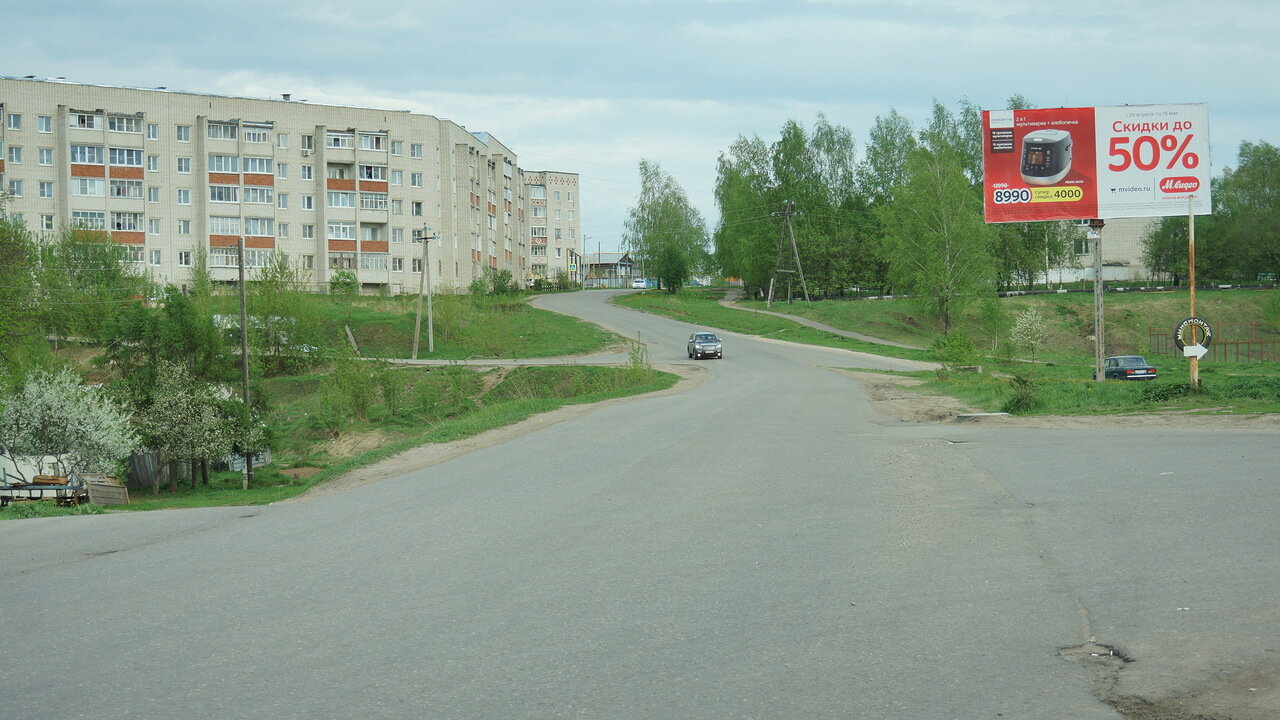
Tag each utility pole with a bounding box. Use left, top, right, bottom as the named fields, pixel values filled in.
left=1188, top=195, right=1200, bottom=386
left=412, top=227, right=438, bottom=359
left=237, top=238, right=253, bottom=490
left=768, top=201, right=811, bottom=307
left=1090, top=219, right=1106, bottom=382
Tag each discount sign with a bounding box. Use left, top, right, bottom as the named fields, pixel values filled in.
left=983, top=103, right=1211, bottom=223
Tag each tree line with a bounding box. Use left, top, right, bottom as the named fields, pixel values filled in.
left=624, top=96, right=1279, bottom=332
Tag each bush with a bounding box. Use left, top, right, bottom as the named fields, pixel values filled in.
left=329, top=270, right=358, bottom=296
left=931, top=331, right=978, bottom=372
left=1141, top=382, right=1197, bottom=403
left=1001, top=374, right=1038, bottom=414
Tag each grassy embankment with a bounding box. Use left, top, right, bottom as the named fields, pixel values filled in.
left=2, top=294, right=673, bottom=519
left=616, top=286, right=1280, bottom=416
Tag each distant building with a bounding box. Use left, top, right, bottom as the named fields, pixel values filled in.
left=522, top=170, right=581, bottom=285
left=584, top=252, right=634, bottom=288
left=0, top=76, right=578, bottom=294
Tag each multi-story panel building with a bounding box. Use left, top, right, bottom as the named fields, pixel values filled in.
left=522, top=170, right=581, bottom=284
left=0, top=76, right=568, bottom=294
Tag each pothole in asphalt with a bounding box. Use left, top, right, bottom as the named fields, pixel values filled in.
left=1058, top=643, right=1247, bottom=720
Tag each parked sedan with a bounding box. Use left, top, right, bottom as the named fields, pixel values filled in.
left=687, top=332, right=723, bottom=359
left=1096, top=355, right=1158, bottom=380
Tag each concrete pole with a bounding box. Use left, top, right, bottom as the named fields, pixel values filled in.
left=1090, top=219, right=1106, bottom=382
left=1188, top=196, right=1199, bottom=386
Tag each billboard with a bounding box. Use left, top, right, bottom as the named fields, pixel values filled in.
left=982, top=103, right=1211, bottom=223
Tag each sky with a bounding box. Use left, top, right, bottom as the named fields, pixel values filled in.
left=6, top=0, right=1278, bottom=253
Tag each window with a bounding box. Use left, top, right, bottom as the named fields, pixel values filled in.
left=327, top=191, right=355, bottom=208
left=277, top=193, right=288, bottom=209
left=38, top=148, right=53, bottom=166
left=243, top=127, right=270, bottom=143
left=122, top=245, right=144, bottom=263
left=531, top=245, right=547, bottom=256
left=410, top=144, right=423, bottom=158
left=209, top=185, right=239, bottom=203
left=327, top=166, right=348, bottom=180
left=72, top=178, right=105, bottom=196
left=208, top=154, right=238, bottom=172
left=39, top=181, right=54, bottom=199
left=108, top=116, right=142, bottom=133
left=359, top=164, right=386, bottom=181
left=207, top=122, right=237, bottom=140
left=556, top=247, right=562, bottom=258
left=302, top=195, right=314, bottom=210
left=300, top=254, right=314, bottom=269
left=7, top=146, right=21, bottom=164
left=276, top=163, right=288, bottom=179
left=361, top=226, right=381, bottom=241
left=41, top=215, right=55, bottom=230
left=109, top=179, right=143, bottom=198
left=410, top=172, right=423, bottom=187
left=242, top=187, right=273, bottom=204
left=554, top=209, right=562, bottom=220
left=554, top=191, right=561, bottom=201
left=276, top=133, right=288, bottom=149
left=390, top=170, right=403, bottom=186
left=391, top=228, right=404, bottom=243
left=37, top=116, right=52, bottom=133
left=177, top=157, right=191, bottom=173
left=391, top=141, right=403, bottom=156
left=301, top=135, right=314, bottom=151
left=359, top=134, right=385, bottom=151
left=6, top=113, right=21, bottom=130
left=176, top=125, right=191, bottom=142
left=301, top=164, right=314, bottom=180
left=530, top=185, right=546, bottom=199
left=530, top=226, right=547, bottom=238
left=176, top=188, right=191, bottom=205
left=360, top=253, right=389, bottom=270
left=327, top=221, right=356, bottom=239
left=244, top=217, right=274, bottom=236
left=70, top=144, right=104, bottom=164
left=147, top=155, right=159, bottom=171
left=411, top=201, right=423, bottom=216
left=412, top=258, right=422, bottom=273
left=72, top=210, right=106, bottom=229
left=177, top=219, right=191, bottom=235
left=532, top=206, right=546, bottom=218
left=110, top=212, right=144, bottom=231
left=147, top=123, right=159, bottom=140
left=329, top=252, right=356, bottom=270
left=391, top=199, right=403, bottom=215
left=148, top=186, right=160, bottom=203
left=70, top=113, right=102, bottom=130
left=568, top=210, right=575, bottom=220
left=555, top=228, right=562, bottom=239
left=148, top=220, right=161, bottom=236
left=108, top=147, right=143, bottom=166
left=326, top=132, right=353, bottom=148
left=567, top=192, right=574, bottom=202
left=392, top=257, right=404, bottom=272
left=569, top=229, right=575, bottom=240
left=302, top=224, right=315, bottom=239
left=178, top=251, right=193, bottom=267
left=277, top=223, right=289, bottom=238
left=242, top=156, right=272, bottom=174
left=209, top=216, right=241, bottom=235
left=360, top=192, right=388, bottom=210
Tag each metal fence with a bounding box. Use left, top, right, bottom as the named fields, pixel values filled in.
left=1149, top=323, right=1280, bottom=362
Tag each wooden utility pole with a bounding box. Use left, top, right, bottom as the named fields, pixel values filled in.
left=412, top=227, right=437, bottom=359
left=1090, top=219, right=1106, bottom=382
left=237, top=238, right=253, bottom=489
left=768, top=201, right=811, bottom=308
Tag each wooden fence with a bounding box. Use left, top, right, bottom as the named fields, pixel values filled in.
left=1149, top=323, right=1280, bottom=363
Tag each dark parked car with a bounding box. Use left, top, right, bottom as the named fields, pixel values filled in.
left=687, top=332, right=723, bottom=359
left=1096, top=355, right=1158, bottom=380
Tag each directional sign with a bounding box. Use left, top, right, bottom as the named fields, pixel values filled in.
left=1174, top=317, right=1213, bottom=360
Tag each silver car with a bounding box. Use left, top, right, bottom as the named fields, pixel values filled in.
left=687, top=331, right=723, bottom=359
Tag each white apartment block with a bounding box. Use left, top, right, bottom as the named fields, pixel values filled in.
left=522, top=170, right=581, bottom=284
left=0, top=76, right=575, bottom=294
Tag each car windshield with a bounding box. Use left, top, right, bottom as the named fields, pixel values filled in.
left=695, top=334, right=718, bottom=343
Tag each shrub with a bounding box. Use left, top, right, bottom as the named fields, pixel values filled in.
left=329, top=270, right=358, bottom=296
left=1141, top=382, right=1197, bottom=403
left=1001, top=374, right=1039, bottom=414
left=931, top=331, right=979, bottom=372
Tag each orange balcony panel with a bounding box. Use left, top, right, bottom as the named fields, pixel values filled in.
left=111, top=231, right=145, bottom=244
left=487, top=203, right=497, bottom=215
left=360, top=241, right=388, bottom=253
left=489, top=256, right=497, bottom=268
left=243, top=174, right=275, bottom=187
left=209, top=172, right=239, bottom=185
left=327, top=178, right=356, bottom=191
left=328, top=239, right=357, bottom=252
left=0, top=159, right=5, bottom=173
left=71, top=163, right=106, bottom=178
left=504, top=200, right=512, bottom=212
left=471, top=249, right=481, bottom=262
left=245, top=236, right=275, bottom=249
left=109, top=166, right=143, bottom=179
left=358, top=180, right=387, bottom=193
left=208, top=235, right=240, bottom=247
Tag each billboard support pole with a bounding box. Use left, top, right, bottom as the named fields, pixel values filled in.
left=1090, top=219, right=1106, bottom=382
left=1188, top=196, right=1200, bottom=386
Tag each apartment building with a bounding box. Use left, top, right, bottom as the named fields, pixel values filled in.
left=522, top=170, right=581, bottom=283
left=0, top=76, right=567, bottom=293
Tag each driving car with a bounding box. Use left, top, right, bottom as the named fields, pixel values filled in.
left=687, top=331, right=723, bottom=359
left=632, top=277, right=648, bottom=289
left=1096, top=355, right=1158, bottom=380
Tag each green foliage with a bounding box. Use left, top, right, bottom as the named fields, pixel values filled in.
left=976, top=299, right=1012, bottom=352
left=35, top=228, right=154, bottom=344
left=249, top=253, right=324, bottom=375
left=930, top=331, right=979, bottom=372
left=1001, top=374, right=1039, bottom=414
left=1141, top=382, right=1197, bottom=403
left=329, top=269, right=359, bottom=296
left=1010, top=307, right=1048, bottom=360
left=624, top=159, right=709, bottom=293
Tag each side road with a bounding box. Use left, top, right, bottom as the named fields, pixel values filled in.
left=717, top=288, right=924, bottom=350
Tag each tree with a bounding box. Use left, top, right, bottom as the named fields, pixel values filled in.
left=0, top=215, right=45, bottom=377
left=249, top=253, right=323, bottom=375
left=1010, top=307, right=1048, bottom=360
left=1219, top=141, right=1280, bottom=280
left=858, top=108, right=916, bottom=208
left=34, top=228, right=153, bottom=344
left=624, top=160, right=709, bottom=293
left=0, top=367, right=137, bottom=481
left=134, top=361, right=234, bottom=493
left=877, top=126, right=994, bottom=333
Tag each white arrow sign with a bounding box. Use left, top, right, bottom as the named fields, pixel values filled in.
left=1183, top=344, right=1209, bottom=359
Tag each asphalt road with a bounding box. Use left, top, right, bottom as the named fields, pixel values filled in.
left=3, top=290, right=1277, bottom=719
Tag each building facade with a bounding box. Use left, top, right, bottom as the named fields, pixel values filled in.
left=0, top=77, right=575, bottom=294
left=522, top=170, right=581, bottom=284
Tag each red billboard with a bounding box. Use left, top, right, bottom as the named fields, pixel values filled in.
left=982, top=103, right=1211, bottom=223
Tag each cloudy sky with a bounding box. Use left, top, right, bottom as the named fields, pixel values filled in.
left=8, top=1, right=1278, bottom=252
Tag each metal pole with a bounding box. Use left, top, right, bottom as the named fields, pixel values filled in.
left=237, top=238, right=253, bottom=490
left=1188, top=195, right=1199, bottom=386
left=1090, top=219, right=1106, bottom=382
